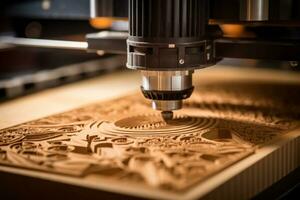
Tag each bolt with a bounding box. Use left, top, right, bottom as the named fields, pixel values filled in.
left=42, top=0, right=51, bottom=10
left=97, top=50, right=105, bottom=56
left=290, top=61, right=299, bottom=68
left=207, top=53, right=210, bottom=60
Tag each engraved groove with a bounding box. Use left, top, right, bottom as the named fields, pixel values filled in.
left=0, top=78, right=299, bottom=192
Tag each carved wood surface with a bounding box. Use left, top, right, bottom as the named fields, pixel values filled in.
left=0, top=78, right=299, bottom=192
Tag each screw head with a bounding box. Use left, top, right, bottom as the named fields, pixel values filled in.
left=206, top=53, right=210, bottom=60
left=42, top=0, right=51, bottom=10
left=179, top=59, right=185, bottom=64
left=290, top=61, right=299, bottom=68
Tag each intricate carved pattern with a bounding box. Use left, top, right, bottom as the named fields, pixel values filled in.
left=0, top=80, right=299, bottom=191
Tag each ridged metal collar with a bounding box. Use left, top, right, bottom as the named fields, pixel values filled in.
left=141, top=70, right=193, bottom=91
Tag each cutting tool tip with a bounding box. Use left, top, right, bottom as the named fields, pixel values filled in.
left=161, top=111, right=173, bottom=121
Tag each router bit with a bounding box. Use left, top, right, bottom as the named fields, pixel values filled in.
left=126, top=0, right=215, bottom=115
left=161, top=111, right=174, bottom=121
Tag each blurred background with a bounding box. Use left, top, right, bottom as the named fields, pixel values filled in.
left=0, top=0, right=299, bottom=101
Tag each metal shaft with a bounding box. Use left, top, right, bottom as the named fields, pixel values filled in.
left=141, top=70, right=194, bottom=111
left=0, top=36, right=88, bottom=50
left=240, top=0, right=269, bottom=21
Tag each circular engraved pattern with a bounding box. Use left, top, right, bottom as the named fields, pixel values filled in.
left=115, top=115, right=166, bottom=129
left=92, top=115, right=218, bottom=137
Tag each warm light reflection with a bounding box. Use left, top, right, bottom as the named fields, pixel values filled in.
left=90, top=17, right=128, bottom=29
left=220, top=24, right=245, bottom=37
